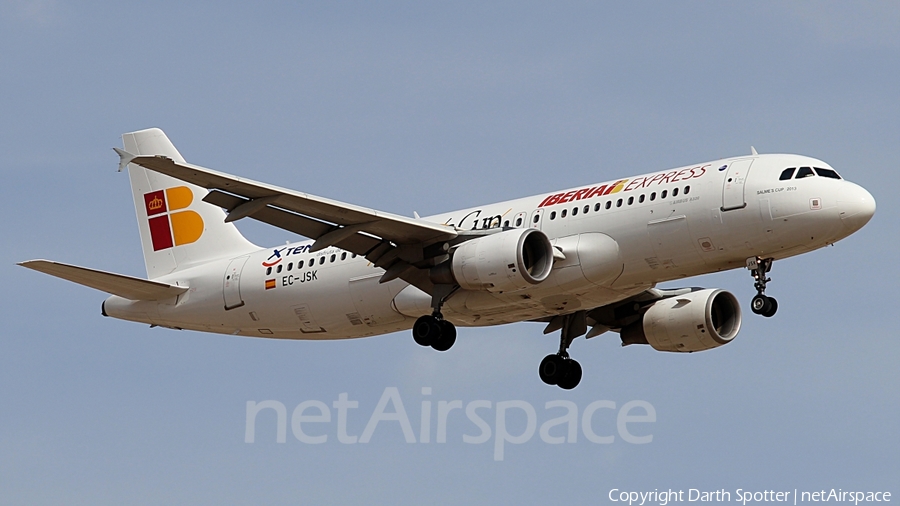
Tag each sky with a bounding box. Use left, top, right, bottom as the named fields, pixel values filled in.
left=1, top=2, right=898, bottom=504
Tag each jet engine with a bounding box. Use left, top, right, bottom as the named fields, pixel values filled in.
left=620, top=289, right=742, bottom=352
left=433, top=228, right=554, bottom=293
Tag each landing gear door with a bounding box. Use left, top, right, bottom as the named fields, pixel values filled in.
left=223, top=256, right=249, bottom=310
left=721, top=159, right=754, bottom=211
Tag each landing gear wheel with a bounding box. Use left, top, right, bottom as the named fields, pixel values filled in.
left=751, top=294, right=778, bottom=317
left=539, top=354, right=567, bottom=385
left=761, top=297, right=777, bottom=318
left=751, top=294, right=771, bottom=315
left=748, top=257, right=779, bottom=318
left=557, top=359, right=583, bottom=390
left=413, top=315, right=440, bottom=346
left=431, top=320, right=457, bottom=351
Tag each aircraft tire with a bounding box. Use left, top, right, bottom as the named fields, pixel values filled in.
left=413, top=315, right=440, bottom=346
left=539, top=354, right=567, bottom=385
left=761, top=297, right=778, bottom=318
left=751, top=294, right=771, bottom=315
left=557, top=359, right=582, bottom=390
left=431, top=320, right=457, bottom=351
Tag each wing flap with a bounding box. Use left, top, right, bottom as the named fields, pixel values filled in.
left=19, top=260, right=188, bottom=301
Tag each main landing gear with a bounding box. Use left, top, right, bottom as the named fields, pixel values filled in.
left=539, top=311, right=585, bottom=390
left=412, top=284, right=458, bottom=352
left=748, top=256, right=778, bottom=318
left=413, top=313, right=456, bottom=351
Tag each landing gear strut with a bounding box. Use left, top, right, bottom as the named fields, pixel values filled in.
left=539, top=311, right=585, bottom=390
left=747, top=257, right=778, bottom=317
left=412, top=284, right=457, bottom=352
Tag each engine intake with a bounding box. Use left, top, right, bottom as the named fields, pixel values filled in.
left=620, top=289, right=742, bottom=352
left=435, top=228, right=554, bottom=293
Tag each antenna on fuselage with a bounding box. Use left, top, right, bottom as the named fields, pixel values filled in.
left=751, top=146, right=759, bottom=156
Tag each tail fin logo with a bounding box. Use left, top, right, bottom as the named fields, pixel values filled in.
left=144, top=187, right=205, bottom=251
left=147, top=195, right=165, bottom=213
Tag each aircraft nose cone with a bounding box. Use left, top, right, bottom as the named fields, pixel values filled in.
left=838, top=183, right=876, bottom=232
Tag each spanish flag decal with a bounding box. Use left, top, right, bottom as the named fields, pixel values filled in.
left=265, top=279, right=276, bottom=290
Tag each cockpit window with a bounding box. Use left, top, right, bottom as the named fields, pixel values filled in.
left=796, top=167, right=815, bottom=178
left=814, top=167, right=842, bottom=180
left=779, top=168, right=795, bottom=180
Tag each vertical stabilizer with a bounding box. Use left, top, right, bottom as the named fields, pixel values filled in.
left=122, top=128, right=259, bottom=279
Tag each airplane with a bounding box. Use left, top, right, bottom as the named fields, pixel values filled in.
left=20, top=128, right=876, bottom=389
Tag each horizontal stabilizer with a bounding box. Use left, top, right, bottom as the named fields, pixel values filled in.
left=19, top=260, right=188, bottom=301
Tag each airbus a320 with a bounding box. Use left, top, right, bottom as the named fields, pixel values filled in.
left=20, top=128, right=876, bottom=389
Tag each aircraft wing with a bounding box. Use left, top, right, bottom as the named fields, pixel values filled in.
left=116, top=149, right=461, bottom=294
left=19, top=260, right=188, bottom=301
left=115, top=150, right=458, bottom=248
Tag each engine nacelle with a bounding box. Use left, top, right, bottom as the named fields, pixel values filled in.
left=620, top=289, right=742, bottom=352
left=444, top=228, right=554, bottom=293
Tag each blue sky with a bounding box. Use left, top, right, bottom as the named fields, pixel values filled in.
left=1, top=2, right=897, bottom=504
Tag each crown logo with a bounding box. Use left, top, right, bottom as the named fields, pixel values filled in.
left=148, top=196, right=164, bottom=211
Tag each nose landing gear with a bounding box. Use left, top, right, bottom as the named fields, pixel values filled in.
left=747, top=257, right=778, bottom=317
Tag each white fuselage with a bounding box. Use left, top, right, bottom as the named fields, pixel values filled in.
left=103, top=153, right=874, bottom=340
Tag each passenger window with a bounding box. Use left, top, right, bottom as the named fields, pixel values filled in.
left=627, top=196, right=634, bottom=205
left=650, top=192, right=656, bottom=201
left=594, top=203, right=601, bottom=212
left=319, top=256, right=325, bottom=265
left=814, top=167, right=842, bottom=179
left=661, top=190, right=668, bottom=199
left=533, top=215, right=539, bottom=223
left=672, top=188, right=679, bottom=197
left=330, top=254, right=336, bottom=263
left=298, top=260, right=304, bottom=269
left=550, top=211, right=556, bottom=220
left=583, top=205, right=589, bottom=214
left=288, top=262, right=293, bottom=271
left=561, top=209, right=567, bottom=218
left=639, top=194, right=645, bottom=203
left=341, top=252, right=347, bottom=261
left=796, top=167, right=815, bottom=178
left=684, top=186, right=690, bottom=195
left=605, top=201, right=611, bottom=210
left=616, top=199, right=623, bottom=208
left=572, top=207, right=578, bottom=216
left=277, top=265, right=283, bottom=273
left=266, top=267, right=272, bottom=275
left=515, top=217, right=523, bottom=227
left=352, top=253, right=357, bottom=259
left=779, top=168, right=796, bottom=180
left=503, top=220, right=509, bottom=227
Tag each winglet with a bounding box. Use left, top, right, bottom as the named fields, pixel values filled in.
left=113, top=147, right=136, bottom=172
